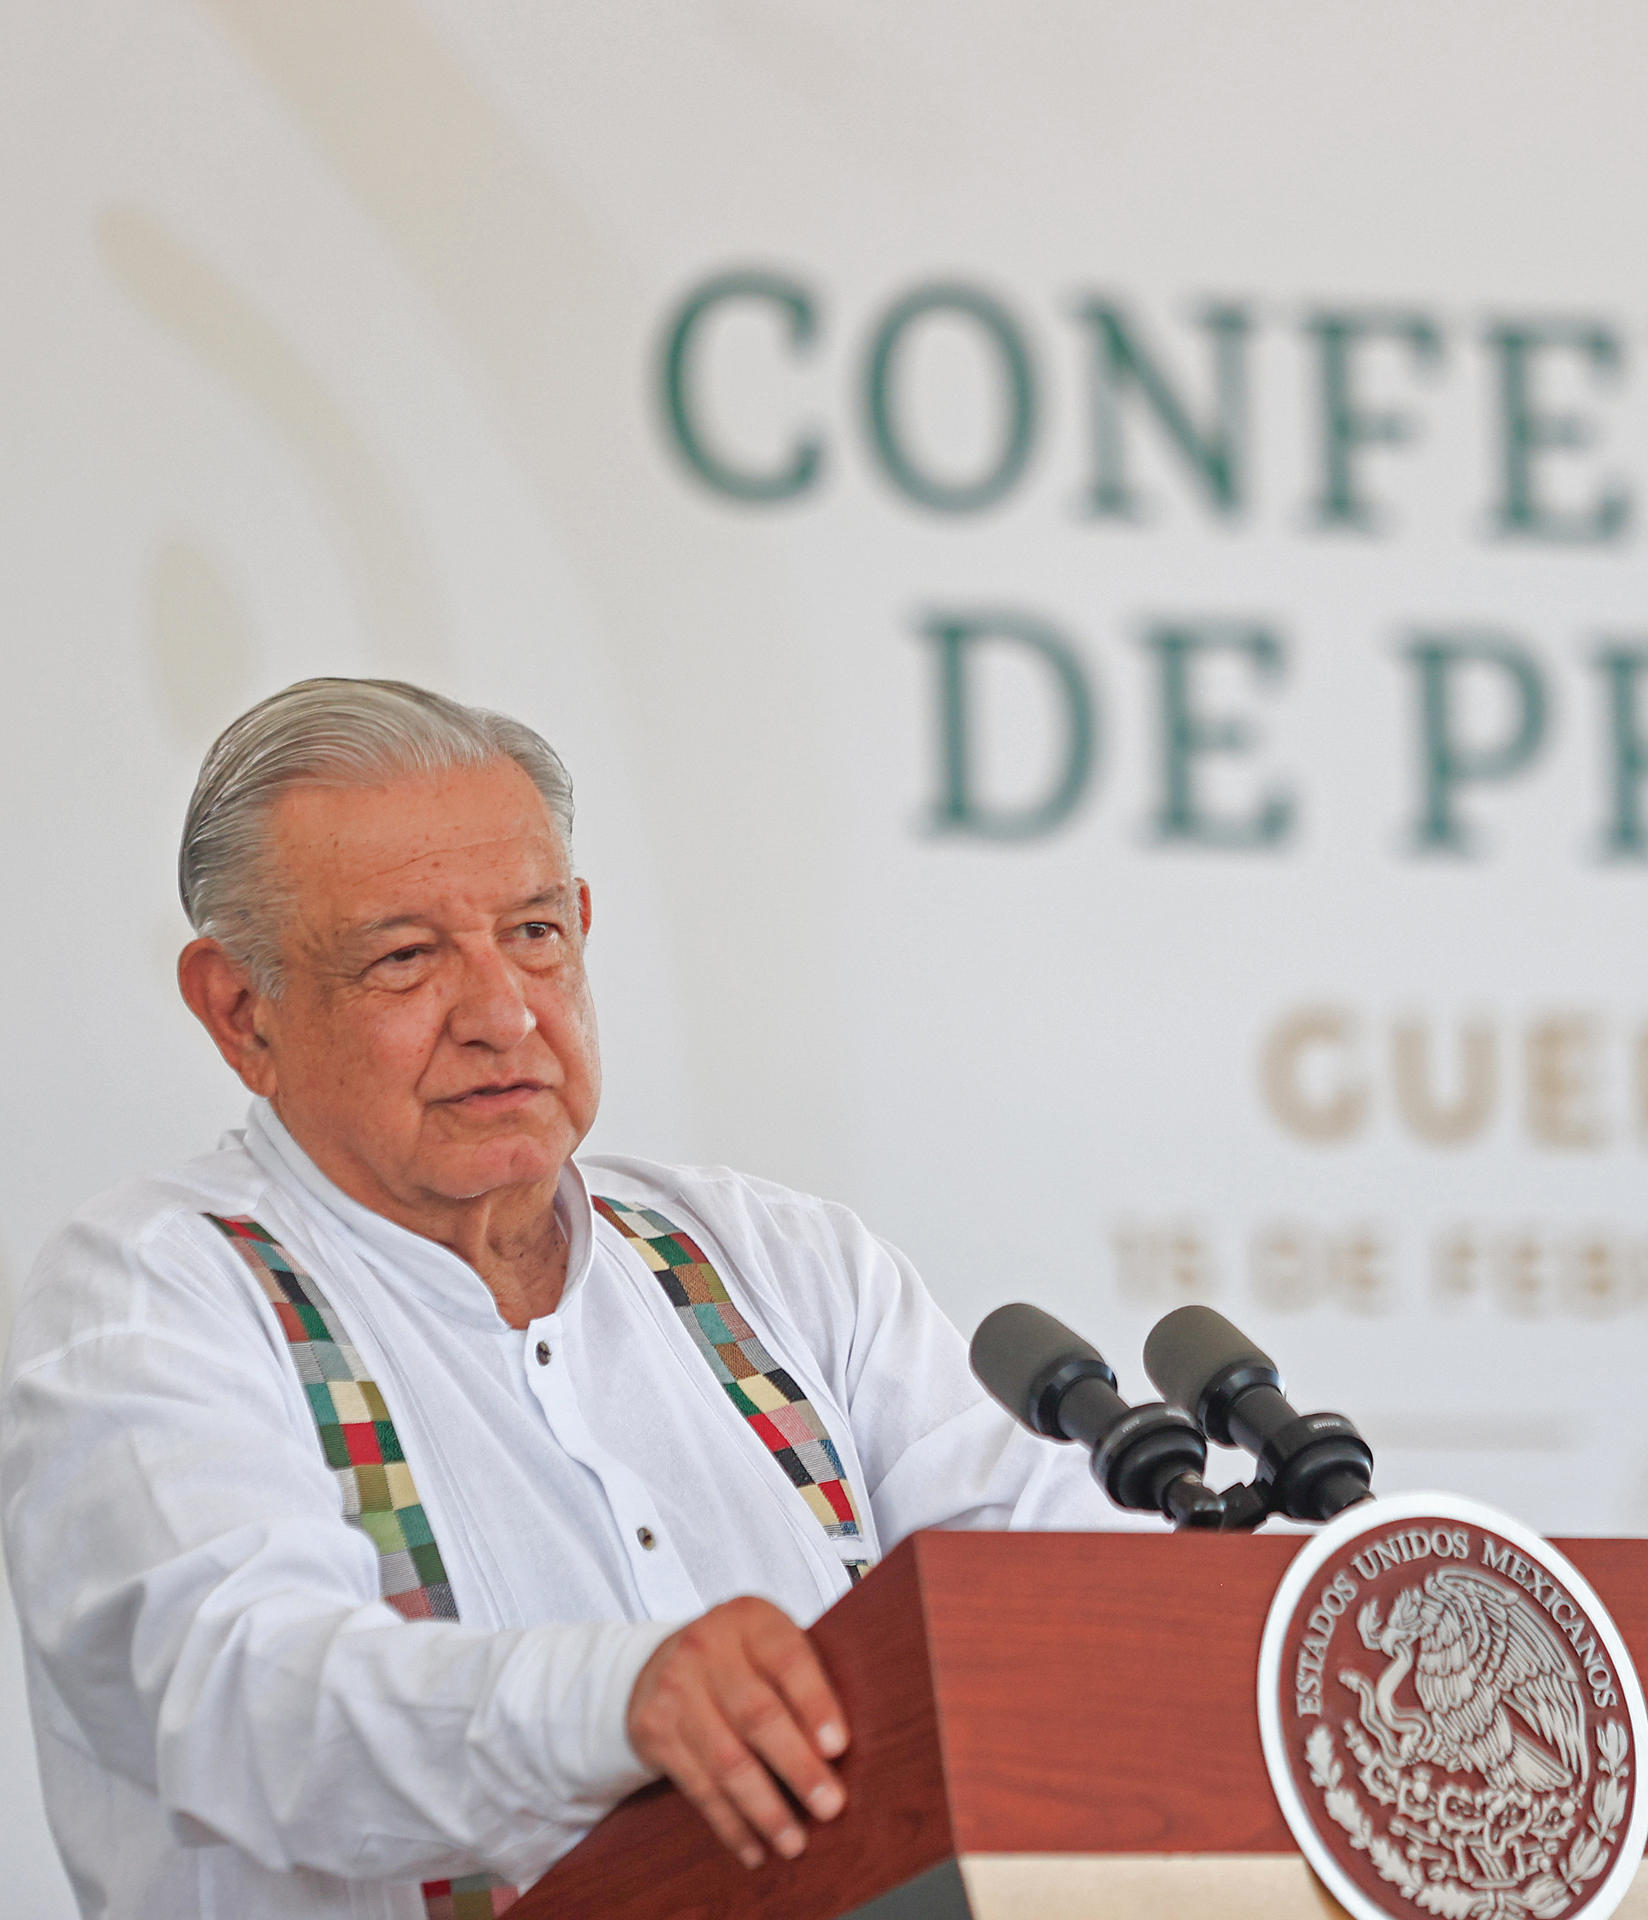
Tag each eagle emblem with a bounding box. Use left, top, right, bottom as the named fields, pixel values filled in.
left=1261, top=1500, right=1644, bottom=1920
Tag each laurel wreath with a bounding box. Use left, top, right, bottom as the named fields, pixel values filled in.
left=1304, top=1718, right=1630, bottom=1920
left=1555, top=1720, right=1631, bottom=1908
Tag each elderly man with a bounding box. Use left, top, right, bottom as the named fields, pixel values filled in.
left=2, top=678, right=1111, bottom=1920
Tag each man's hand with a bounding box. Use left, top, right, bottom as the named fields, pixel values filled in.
left=625, top=1596, right=850, bottom=1870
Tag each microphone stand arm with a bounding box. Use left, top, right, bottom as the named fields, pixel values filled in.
left=1158, top=1470, right=1272, bottom=1532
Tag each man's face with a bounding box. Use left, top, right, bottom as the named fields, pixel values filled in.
left=243, top=758, right=600, bottom=1222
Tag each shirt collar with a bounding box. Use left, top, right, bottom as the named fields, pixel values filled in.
left=242, top=1098, right=596, bottom=1328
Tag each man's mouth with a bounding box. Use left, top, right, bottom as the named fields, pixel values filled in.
left=439, top=1081, right=548, bottom=1112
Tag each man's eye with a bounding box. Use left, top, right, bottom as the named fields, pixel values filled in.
left=519, top=922, right=558, bottom=940
left=376, top=945, right=428, bottom=968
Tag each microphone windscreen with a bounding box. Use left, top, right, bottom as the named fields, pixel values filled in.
left=970, top=1302, right=1106, bottom=1426
left=1143, top=1304, right=1279, bottom=1420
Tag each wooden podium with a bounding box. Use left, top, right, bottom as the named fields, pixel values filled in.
left=516, top=1531, right=1648, bottom=1920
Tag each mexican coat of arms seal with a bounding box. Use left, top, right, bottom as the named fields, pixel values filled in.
left=1259, top=1493, right=1648, bottom=1920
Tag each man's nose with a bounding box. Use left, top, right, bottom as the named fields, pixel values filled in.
left=447, top=944, right=537, bottom=1049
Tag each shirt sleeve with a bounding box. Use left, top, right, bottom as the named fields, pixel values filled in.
left=0, top=1210, right=676, bottom=1890
left=841, top=1227, right=1134, bottom=1543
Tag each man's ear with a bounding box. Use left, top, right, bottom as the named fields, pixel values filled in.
left=577, top=878, right=593, bottom=938
left=178, top=939, right=279, bottom=1097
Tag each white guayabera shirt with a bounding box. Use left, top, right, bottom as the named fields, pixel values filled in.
left=1, top=1101, right=1115, bottom=1920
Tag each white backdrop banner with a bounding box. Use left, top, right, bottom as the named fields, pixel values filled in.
left=4, top=4, right=1648, bottom=1908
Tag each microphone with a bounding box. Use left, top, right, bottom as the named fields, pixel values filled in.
left=1142, top=1305, right=1374, bottom=1522
left=970, top=1303, right=1224, bottom=1526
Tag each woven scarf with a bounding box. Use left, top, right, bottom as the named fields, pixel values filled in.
left=591, top=1195, right=872, bottom=1582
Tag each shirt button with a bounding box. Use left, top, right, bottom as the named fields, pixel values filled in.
left=534, top=1341, right=552, bottom=1366
left=636, top=1526, right=657, bottom=1550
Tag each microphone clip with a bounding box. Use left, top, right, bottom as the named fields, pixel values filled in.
left=1024, top=1361, right=1276, bottom=1532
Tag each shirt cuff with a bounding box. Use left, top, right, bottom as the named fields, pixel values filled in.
left=483, top=1616, right=686, bottom=1889
left=567, top=1616, right=684, bottom=1802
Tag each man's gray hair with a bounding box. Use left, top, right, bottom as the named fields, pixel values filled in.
left=180, top=677, right=575, bottom=995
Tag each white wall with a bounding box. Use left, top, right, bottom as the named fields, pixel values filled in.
left=5, top=5, right=1648, bottom=1909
